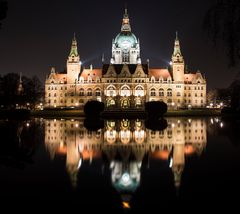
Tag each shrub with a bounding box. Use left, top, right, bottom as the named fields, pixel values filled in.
left=145, top=101, right=168, bottom=119
left=84, top=100, right=104, bottom=117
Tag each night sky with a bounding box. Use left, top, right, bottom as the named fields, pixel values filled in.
left=0, top=0, right=239, bottom=89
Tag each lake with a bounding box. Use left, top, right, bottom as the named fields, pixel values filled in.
left=0, top=117, right=240, bottom=213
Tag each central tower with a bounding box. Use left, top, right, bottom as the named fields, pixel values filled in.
left=110, top=9, right=141, bottom=64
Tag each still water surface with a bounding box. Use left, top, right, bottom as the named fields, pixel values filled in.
left=0, top=117, right=240, bottom=212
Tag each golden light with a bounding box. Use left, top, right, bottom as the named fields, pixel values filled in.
left=151, top=150, right=170, bottom=160
left=122, top=202, right=130, bottom=209
left=184, top=145, right=195, bottom=155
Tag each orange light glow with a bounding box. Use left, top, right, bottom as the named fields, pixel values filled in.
left=82, top=150, right=101, bottom=160
left=184, top=145, right=195, bottom=155
left=57, top=146, right=67, bottom=154
left=151, top=150, right=170, bottom=160
left=122, top=202, right=130, bottom=209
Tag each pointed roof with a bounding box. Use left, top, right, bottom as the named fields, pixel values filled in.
left=69, top=34, right=79, bottom=57
left=102, top=64, right=148, bottom=75
left=19, top=72, right=22, bottom=84
left=121, top=8, right=131, bottom=32
left=173, top=31, right=182, bottom=57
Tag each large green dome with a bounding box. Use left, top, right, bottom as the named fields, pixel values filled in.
left=112, top=172, right=139, bottom=193
left=114, top=32, right=138, bottom=49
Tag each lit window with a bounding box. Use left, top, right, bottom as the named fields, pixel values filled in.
left=159, top=89, right=164, bottom=96
left=150, top=88, right=156, bottom=96
left=167, top=89, right=172, bottom=97
left=79, top=89, right=84, bottom=96
left=87, top=89, right=92, bottom=96
left=96, top=89, right=101, bottom=96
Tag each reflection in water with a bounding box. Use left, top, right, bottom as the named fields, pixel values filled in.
left=44, top=118, right=207, bottom=207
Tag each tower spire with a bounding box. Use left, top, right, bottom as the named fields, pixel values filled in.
left=172, top=32, right=185, bottom=82
left=69, top=33, right=79, bottom=57
left=17, top=72, right=24, bottom=95
left=19, top=72, right=22, bottom=84
left=121, top=7, right=131, bottom=32
left=172, top=31, right=183, bottom=63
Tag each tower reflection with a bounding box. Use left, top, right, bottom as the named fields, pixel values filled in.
left=45, top=118, right=206, bottom=205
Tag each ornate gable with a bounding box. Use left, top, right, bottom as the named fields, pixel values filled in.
left=132, top=64, right=146, bottom=78
left=104, top=65, right=117, bottom=78
left=119, top=64, right=131, bottom=77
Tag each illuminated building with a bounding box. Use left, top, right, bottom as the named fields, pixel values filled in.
left=45, top=9, right=206, bottom=109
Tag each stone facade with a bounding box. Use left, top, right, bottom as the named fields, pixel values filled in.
left=45, top=10, right=206, bottom=109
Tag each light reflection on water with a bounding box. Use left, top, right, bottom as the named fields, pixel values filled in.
left=0, top=117, right=239, bottom=212
left=44, top=118, right=207, bottom=204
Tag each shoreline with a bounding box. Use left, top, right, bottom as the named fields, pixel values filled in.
left=0, top=108, right=230, bottom=119
left=30, top=109, right=222, bottom=118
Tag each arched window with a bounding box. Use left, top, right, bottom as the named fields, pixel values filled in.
left=107, top=98, right=116, bottom=107
left=95, top=88, right=101, bottom=96
left=135, top=85, right=144, bottom=97
left=79, top=88, right=84, bottom=96
left=106, top=85, right=116, bottom=97
left=87, top=89, right=92, bottom=96
left=177, top=92, right=181, bottom=96
left=159, top=89, right=164, bottom=97
left=150, top=88, right=156, bottom=96
left=167, top=89, right=172, bottom=97
left=120, top=85, right=131, bottom=97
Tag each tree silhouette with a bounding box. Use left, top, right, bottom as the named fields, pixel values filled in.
left=0, top=73, right=43, bottom=108
left=204, top=0, right=240, bottom=66
left=0, top=0, right=7, bottom=29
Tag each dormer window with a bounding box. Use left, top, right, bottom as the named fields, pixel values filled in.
left=151, top=76, right=155, bottom=83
